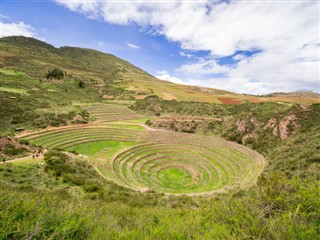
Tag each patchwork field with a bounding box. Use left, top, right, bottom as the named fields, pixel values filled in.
left=19, top=104, right=266, bottom=195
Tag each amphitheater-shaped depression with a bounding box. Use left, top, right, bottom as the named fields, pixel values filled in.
left=109, top=131, right=266, bottom=195
left=20, top=104, right=267, bottom=195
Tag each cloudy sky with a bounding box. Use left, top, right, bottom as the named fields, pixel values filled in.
left=1, top=0, right=319, bottom=94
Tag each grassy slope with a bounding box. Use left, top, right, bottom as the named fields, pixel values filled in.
left=0, top=151, right=318, bottom=239
left=0, top=69, right=96, bottom=133
left=0, top=100, right=319, bottom=238
left=0, top=36, right=319, bottom=239
left=0, top=36, right=236, bottom=103
left=2, top=36, right=319, bottom=104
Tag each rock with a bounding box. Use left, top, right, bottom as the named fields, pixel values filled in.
left=236, top=119, right=246, bottom=133
left=264, top=118, right=277, bottom=129
left=279, top=114, right=297, bottom=140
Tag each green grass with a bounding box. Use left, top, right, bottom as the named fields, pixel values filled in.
left=0, top=160, right=318, bottom=239
left=0, top=68, right=25, bottom=76
left=108, top=138, right=265, bottom=194
left=11, top=158, right=43, bottom=165
left=66, top=140, right=139, bottom=159
left=99, top=123, right=145, bottom=130
left=123, top=118, right=154, bottom=123
left=157, top=168, right=193, bottom=188
left=66, top=141, right=112, bottom=156
left=0, top=162, right=61, bottom=189
left=0, top=87, right=27, bottom=94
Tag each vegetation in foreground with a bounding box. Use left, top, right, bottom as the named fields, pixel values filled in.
left=0, top=151, right=319, bottom=239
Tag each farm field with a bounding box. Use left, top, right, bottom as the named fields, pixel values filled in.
left=20, top=104, right=266, bottom=195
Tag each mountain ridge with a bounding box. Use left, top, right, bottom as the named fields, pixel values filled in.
left=1, top=36, right=319, bottom=103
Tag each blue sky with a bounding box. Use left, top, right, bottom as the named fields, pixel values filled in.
left=1, top=0, right=185, bottom=74
left=1, top=0, right=319, bottom=94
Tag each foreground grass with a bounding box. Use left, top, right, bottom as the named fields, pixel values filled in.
left=0, top=156, right=319, bottom=239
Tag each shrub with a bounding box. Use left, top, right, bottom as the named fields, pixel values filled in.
left=78, top=80, right=85, bottom=88
left=84, top=183, right=101, bottom=193
left=44, top=150, right=75, bottom=176
left=19, top=139, right=29, bottom=145
left=46, top=68, right=64, bottom=80
left=3, top=143, right=25, bottom=156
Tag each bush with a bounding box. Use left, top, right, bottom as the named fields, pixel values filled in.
left=46, top=68, right=64, bottom=80
left=44, top=150, right=75, bottom=176
left=19, top=139, right=29, bottom=145
left=78, top=80, right=85, bottom=88
left=3, top=143, right=25, bottom=156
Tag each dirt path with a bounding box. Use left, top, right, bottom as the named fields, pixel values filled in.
left=0, top=155, right=44, bottom=164
left=1, top=150, right=47, bottom=164
left=16, top=123, right=95, bottom=138
left=140, top=124, right=165, bottom=131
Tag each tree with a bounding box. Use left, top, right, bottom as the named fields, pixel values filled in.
left=78, top=80, right=85, bottom=88
left=46, top=68, right=64, bottom=80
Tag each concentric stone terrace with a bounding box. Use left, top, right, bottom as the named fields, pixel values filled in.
left=19, top=104, right=266, bottom=196
left=109, top=133, right=266, bottom=195
left=85, top=104, right=140, bottom=122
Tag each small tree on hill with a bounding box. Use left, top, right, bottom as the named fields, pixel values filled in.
left=46, top=68, right=64, bottom=80
left=78, top=80, right=85, bottom=88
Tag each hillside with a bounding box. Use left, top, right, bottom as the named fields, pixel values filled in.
left=0, top=101, right=319, bottom=239
left=0, top=36, right=237, bottom=103
left=0, top=36, right=319, bottom=239
left=1, top=36, right=319, bottom=104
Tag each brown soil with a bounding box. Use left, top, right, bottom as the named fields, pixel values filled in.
left=163, top=93, right=177, bottom=100
left=134, top=95, right=147, bottom=100
left=102, top=95, right=114, bottom=99
left=218, top=97, right=243, bottom=104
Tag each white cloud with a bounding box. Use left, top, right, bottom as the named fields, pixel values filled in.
left=178, top=59, right=230, bottom=75
left=0, top=15, right=11, bottom=20
left=127, top=42, right=141, bottom=49
left=179, top=51, right=193, bottom=58
left=55, top=1, right=320, bottom=94
left=233, top=54, right=247, bottom=61
left=98, top=41, right=105, bottom=47
left=155, top=70, right=183, bottom=84
left=0, top=21, right=36, bottom=38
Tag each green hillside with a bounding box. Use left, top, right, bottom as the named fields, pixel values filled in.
left=0, top=36, right=237, bottom=102
left=2, top=36, right=319, bottom=104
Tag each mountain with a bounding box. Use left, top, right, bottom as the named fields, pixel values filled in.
left=2, top=36, right=318, bottom=104
left=0, top=36, right=237, bottom=103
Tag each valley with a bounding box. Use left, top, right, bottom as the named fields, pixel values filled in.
left=0, top=36, right=319, bottom=239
